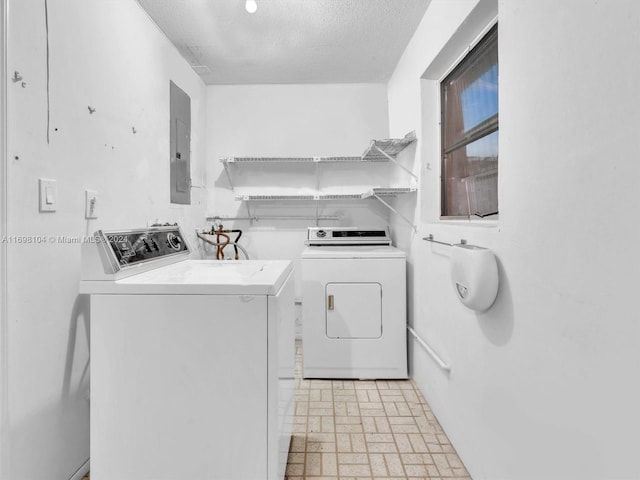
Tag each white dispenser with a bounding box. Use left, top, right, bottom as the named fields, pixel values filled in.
left=450, top=244, right=499, bottom=311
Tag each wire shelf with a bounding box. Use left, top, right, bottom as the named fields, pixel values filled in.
left=235, top=188, right=416, bottom=202
left=235, top=194, right=317, bottom=201
left=222, top=156, right=375, bottom=164
left=235, top=193, right=363, bottom=201
left=221, top=132, right=416, bottom=165
left=361, top=131, right=417, bottom=161
left=207, top=214, right=341, bottom=222
left=371, top=187, right=417, bottom=197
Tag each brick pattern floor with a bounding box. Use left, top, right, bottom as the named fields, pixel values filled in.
left=286, top=342, right=471, bottom=480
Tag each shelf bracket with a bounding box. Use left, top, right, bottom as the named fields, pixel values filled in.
left=372, top=145, right=418, bottom=181
left=372, top=194, right=417, bottom=232
left=244, top=201, right=253, bottom=224
left=221, top=160, right=235, bottom=192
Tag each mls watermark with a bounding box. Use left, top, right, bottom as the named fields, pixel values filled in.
left=1, top=235, right=100, bottom=244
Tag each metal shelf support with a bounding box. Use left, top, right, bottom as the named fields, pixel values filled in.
left=222, top=160, right=234, bottom=192
left=372, top=193, right=417, bottom=232
left=371, top=144, right=418, bottom=181
left=244, top=202, right=252, bottom=223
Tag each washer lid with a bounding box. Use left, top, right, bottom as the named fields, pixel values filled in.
left=301, top=245, right=406, bottom=259
left=79, top=259, right=293, bottom=295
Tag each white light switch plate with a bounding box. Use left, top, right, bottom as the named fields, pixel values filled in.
left=39, top=178, right=57, bottom=212
left=85, top=189, right=98, bottom=219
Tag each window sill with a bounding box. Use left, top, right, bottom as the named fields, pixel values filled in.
left=430, top=217, right=499, bottom=228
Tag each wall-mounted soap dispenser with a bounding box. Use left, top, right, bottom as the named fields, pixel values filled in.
left=450, top=244, right=499, bottom=311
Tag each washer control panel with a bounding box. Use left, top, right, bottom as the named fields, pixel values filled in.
left=306, top=226, right=392, bottom=246
left=100, top=226, right=190, bottom=268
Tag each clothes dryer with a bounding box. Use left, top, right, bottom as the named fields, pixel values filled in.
left=301, top=226, right=407, bottom=379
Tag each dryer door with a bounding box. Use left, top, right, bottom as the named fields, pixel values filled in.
left=325, top=283, right=382, bottom=339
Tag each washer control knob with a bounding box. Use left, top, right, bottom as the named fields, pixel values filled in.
left=316, top=230, right=327, bottom=238
left=166, top=232, right=183, bottom=251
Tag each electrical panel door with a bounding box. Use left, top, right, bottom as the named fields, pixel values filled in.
left=170, top=81, right=191, bottom=205
left=325, top=283, right=382, bottom=339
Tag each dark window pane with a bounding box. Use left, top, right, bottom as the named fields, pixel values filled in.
left=443, top=27, right=498, bottom=150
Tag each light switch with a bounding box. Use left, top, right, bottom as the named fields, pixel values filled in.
left=85, top=189, right=98, bottom=219
left=39, top=178, right=57, bottom=212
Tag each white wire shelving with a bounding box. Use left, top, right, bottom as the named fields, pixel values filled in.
left=216, top=132, right=418, bottom=229
left=221, top=156, right=375, bottom=164
left=360, top=131, right=418, bottom=180
left=233, top=187, right=417, bottom=202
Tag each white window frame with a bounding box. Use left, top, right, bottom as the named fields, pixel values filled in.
left=439, top=23, right=499, bottom=220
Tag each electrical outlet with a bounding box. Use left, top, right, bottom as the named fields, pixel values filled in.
left=85, top=189, right=98, bottom=219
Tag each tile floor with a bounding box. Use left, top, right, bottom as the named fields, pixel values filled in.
left=83, top=341, right=471, bottom=480
left=286, top=342, right=471, bottom=480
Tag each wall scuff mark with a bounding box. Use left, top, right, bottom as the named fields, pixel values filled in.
left=44, top=0, right=50, bottom=144
left=12, top=71, right=26, bottom=88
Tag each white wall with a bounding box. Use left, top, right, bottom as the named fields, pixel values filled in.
left=388, top=0, right=640, bottom=479
left=0, top=0, right=8, bottom=477
left=5, top=1, right=207, bottom=478
left=205, top=84, right=391, bottom=301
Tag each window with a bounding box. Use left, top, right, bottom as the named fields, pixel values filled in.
left=441, top=24, right=498, bottom=218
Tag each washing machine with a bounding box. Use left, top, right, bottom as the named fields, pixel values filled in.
left=79, top=226, right=295, bottom=480
left=301, top=226, right=407, bottom=379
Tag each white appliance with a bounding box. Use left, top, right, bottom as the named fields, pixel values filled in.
left=301, top=226, right=407, bottom=379
left=79, top=226, right=295, bottom=480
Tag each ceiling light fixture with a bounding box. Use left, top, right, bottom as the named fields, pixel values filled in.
left=245, top=0, right=257, bottom=13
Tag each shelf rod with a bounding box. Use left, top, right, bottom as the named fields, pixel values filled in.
left=372, top=194, right=417, bottom=232
left=206, top=215, right=341, bottom=222
left=423, top=234, right=467, bottom=247
left=372, top=144, right=418, bottom=180
left=407, top=326, right=450, bottom=373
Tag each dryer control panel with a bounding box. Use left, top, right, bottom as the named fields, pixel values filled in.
left=305, top=226, right=392, bottom=246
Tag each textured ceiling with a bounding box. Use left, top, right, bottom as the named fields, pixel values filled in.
left=137, top=0, right=431, bottom=84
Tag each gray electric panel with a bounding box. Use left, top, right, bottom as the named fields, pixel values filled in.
left=169, top=81, right=191, bottom=204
